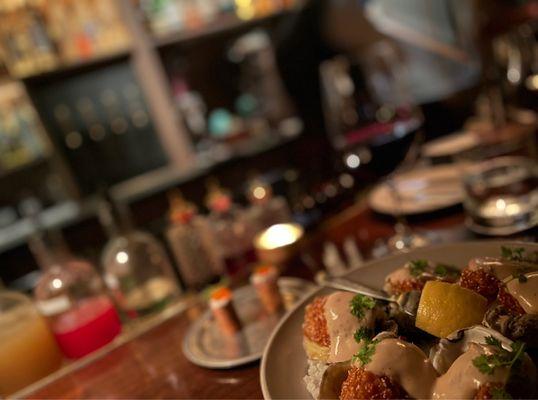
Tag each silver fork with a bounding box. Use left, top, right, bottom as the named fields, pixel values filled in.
left=318, top=274, right=421, bottom=317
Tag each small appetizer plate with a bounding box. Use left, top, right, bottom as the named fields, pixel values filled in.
left=422, top=131, right=479, bottom=160
left=183, top=277, right=317, bottom=369
left=368, top=164, right=465, bottom=216
left=260, top=241, right=538, bottom=400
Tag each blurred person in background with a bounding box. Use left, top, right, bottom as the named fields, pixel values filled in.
left=277, top=0, right=537, bottom=141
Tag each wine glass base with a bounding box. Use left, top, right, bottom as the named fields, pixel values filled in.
left=386, top=232, right=430, bottom=252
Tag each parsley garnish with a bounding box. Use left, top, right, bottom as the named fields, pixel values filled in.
left=352, top=337, right=380, bottom=366
left=485, top=336, right=502, bottom=348
left=434, top=264, right=447, bottom=277
left=353, top=327, right=373, bottom=343
left=351, top=326, right=379, bottom=366
left=409, top=259, right=429, bottom=277
left=501, top=246, right=525, bottom=261
left=472, top=336, right=526, bottom=375
left=490, top=387, right=512, bottom=399
left=349, top=294, right=375, bottom=319
left=434, top=263, right=458, bottom=278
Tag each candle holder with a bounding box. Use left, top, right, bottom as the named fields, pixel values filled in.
left=463, top=156, right=537, bottom=236
left=253, top=223, right=304, bottom=268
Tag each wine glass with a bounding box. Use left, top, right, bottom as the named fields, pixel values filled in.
left=320, top=40, right=429, bottom=252
left=491, top=22, right=537, bottom=110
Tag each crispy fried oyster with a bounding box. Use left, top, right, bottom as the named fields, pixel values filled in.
left=340, top=367, right=409, bottom=400
left=303, top=296, right=330, bottom=347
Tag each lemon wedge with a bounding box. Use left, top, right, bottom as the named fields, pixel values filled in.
left=416, top=281, right=488, bottom=338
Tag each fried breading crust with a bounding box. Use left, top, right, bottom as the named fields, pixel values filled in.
left=303, top=296, right=330, bottom=347
left=386, top=279, right=424, bottom=296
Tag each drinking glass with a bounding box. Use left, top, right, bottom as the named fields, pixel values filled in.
left=0, top=291, right=63, bottom=396
left=463, top=156, right=538, bottom=236
left=320, top=41, right=427, bottom=251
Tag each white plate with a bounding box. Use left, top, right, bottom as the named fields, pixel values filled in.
left=422, top=131, right=479, bottom=159
left=260, top=241, right=538, bottom=400
left=368, top=165, right=464, bottom=215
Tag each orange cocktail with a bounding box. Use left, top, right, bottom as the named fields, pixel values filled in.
left=0, top=292, right=63, bottom=396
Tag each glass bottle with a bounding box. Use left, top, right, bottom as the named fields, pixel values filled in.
left=165, top=191, right=222, bottom=290
left=0, top=290, right=63, bottom=397
left=246, top=177, right=292, bottom=231
left=99, top=197, right=180, bottom=319
left=201, top=181, right=257, bottom=281
left=31, top=229, right=122, bottom=360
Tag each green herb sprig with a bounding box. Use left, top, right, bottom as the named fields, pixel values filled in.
left=490, top=386, right=512, bottom=399
left=501, top=246, right=525, bottom=262
left=501, top=246, right=538, bottom=264
left=349, top=294, right=376, bottom=319
left=351, top=328, right=378, bottom=366
left=433, top=263, right=459, bottom=278
left=409, top=260, right=429, bottom=277
left=472, top=336, right=526, bottom=376
left=352, top=339, right=379, bottom=366
left=353, top=327, right=373, bottom=343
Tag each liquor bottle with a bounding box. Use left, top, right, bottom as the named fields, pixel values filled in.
left=31, top=227, right=122, bottom=359
left=99, top=196, right=180, bottom=319
left=0, top=290, right=63, bottom=396
left=165, top=191, right=222, bottom=290
left=201, top=181, right=257, bottom=281
left=246, top=177, right=292, bottom=231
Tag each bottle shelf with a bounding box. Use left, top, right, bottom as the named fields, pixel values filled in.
left=18, top=47, right=132, bottom=83
left=153, top=10, right=292, bottom=49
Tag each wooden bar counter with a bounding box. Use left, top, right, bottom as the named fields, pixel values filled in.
left=21, top=202, right=534, bottom=399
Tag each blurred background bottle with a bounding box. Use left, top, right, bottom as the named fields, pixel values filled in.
left=99, top=195, right=180, bottom=319
left=30, top=223, right=122, bottom=359
left=201, top=180, right=257, bottom=282
left=165, top=190, right=222, bottom=290
left=245, top=176, right=291, bottom=230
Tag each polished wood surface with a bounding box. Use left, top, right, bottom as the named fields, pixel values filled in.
left=24, top=202, right=532, bottom=399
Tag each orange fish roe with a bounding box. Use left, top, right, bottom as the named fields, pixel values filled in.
left=460, top=269, right=500, bottom=303
left=497, top=287, right=526, bottom=315
left=253, top=265, right=277, bottom=276
left=387, top=279, right=424, bottom=296
left=303, top=296, right=330, bottom=347
left=340, top=367, right=409, bottom=400
left=211, top=286, right=233, bottom=301
left=475, top=382, right=507, bottom=399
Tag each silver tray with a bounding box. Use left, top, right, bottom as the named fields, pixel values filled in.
left=183, top=277, right=317, bottom=369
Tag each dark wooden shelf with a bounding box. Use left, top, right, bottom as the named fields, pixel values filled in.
left=153, top=9, right=295, bottom=49
left=0, top=156, right=49, bottom=180
left=19, top=47, right=132, bottom=83
left=110, top=133, right=301, bottom=203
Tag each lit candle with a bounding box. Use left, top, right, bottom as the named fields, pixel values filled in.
left=253, top=223, right=304, bottom=265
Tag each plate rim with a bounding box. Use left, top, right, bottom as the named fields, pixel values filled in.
left=260, top=240, right=538, bottom=400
